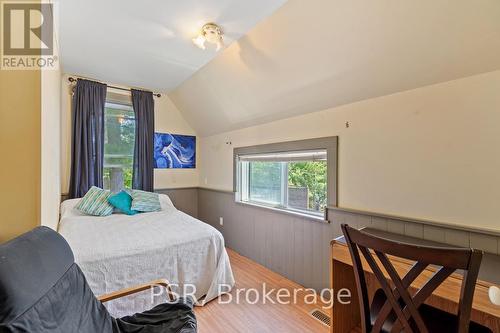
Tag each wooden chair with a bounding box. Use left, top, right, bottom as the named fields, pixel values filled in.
left=341, top=224, right=491, bottom=333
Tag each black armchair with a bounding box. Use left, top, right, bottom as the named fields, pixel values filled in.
left=0, top=227, right=197, bottom=333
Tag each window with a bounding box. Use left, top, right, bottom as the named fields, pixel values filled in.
left=103, top=102, right=135, bottom=191
left=234, top=137, right=338, bottom=220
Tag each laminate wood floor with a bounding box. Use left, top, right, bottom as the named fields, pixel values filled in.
left=195, top=248, right=331, bottom=333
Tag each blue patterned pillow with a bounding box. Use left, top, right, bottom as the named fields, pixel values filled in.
left=130, top=190, right=161, bottom=212
left=76, top=186, right=114, bottom=216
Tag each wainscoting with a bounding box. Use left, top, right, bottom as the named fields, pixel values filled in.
left=156, top=187, right=198, bottom=218
left=63, top=187, right=500, bottom=292
left=198, top=187, right=333, bottom=291
left=194, top=187, right=500, bottom=292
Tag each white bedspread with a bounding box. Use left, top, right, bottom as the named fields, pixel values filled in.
left=58, top=196, right=234, bottom=317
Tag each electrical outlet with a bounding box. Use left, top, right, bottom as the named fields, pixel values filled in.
left=219, top=217, right=224, bottom=226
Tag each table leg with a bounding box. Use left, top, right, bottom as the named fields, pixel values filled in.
left=331, top=259, right=360, bottom=333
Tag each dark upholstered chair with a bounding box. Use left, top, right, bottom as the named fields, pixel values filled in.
left=0, top=227, right=197, bottom=333
left=341, top=224, right=492, bottom=333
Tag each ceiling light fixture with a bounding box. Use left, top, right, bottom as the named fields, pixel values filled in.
left=192, top=23, right=224, bottom=51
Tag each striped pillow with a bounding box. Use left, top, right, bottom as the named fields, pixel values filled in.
left=76, top=186, right=114, bottom=216
left=130, top=189, right=161, bottom=212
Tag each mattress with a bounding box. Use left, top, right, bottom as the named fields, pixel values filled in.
left=58, top=195, right=235, bottom=317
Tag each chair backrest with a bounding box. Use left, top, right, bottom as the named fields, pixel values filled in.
left=341, top=224, right=482, bottom=333
left=0, top=227, right=113, bottom=332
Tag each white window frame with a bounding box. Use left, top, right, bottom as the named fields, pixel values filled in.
left=233, top=137, right=338, bottom=222
left=238, top=157, right=325, bottom=216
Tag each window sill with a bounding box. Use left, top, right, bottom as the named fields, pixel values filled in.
left=235, top=200, right=329, bottom=223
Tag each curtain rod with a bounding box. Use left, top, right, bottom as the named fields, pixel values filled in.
left=67, top=77, right=161, bottom=98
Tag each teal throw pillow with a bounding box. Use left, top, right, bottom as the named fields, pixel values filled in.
left=108, top=190, right=138, bottom=215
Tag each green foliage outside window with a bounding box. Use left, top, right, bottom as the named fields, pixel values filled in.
left=247, top=160, right=327, bottom=212
left=249, top=162, right=283, bottom=204
left=103, top=104, right=135, bottom=190
left=288, top=161, right=327, bottom=211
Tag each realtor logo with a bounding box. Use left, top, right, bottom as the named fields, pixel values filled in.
left=1, top=1, right=57, bottom=69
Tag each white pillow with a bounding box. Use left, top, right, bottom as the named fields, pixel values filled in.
left=159, top=193, right=176, bottom=211
left=60, top=198, right=85, bottom=219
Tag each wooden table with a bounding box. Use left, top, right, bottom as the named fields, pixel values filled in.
left=330, top=228, right=500, bottom=333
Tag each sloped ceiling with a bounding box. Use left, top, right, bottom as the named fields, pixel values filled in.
left=169, top=0, right=500, bottom=136
left=59, top=0, right=287, bottom=91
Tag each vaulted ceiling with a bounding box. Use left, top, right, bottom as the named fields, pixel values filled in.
left=59, top=0, right=287, bottom=91
left=169, top=0, right=500, bottom=136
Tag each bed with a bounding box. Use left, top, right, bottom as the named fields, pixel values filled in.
left=58, top=194, right=235, bottom=317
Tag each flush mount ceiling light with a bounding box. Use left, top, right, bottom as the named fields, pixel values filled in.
left=192, top=23, right=224, bottom=51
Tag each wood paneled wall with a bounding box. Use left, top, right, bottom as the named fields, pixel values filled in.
left=61, top=186, right=500, bottom=291
left=156, top=187, right=198, bottom=218
left=196, top=188, right=500, bottom=292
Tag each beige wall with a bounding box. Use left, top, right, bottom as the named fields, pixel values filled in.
left=198, top=70, right=500, bottom=233
left=0, top=0, right=61, bottom=239
left=60, top=74, right=199, bottom=194
left=153, top=95, right=199, bottom=189
left=60, top=74, right=72, bottom=193
left=0, top=70, right=41, bottom=242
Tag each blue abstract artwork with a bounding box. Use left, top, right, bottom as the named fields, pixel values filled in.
left=154, top=133, right=196, bottom=169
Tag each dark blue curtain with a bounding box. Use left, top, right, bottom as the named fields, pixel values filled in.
left=68, top=79, right=107, bottom=198
left=131, top=89, right=155, bottom=191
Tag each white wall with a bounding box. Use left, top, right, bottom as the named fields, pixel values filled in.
left=41, top=3, right=61, bottom=230
left=153, top=94, right=199, bottom=189
left=41, top=68, right=61, bottom=230
left=170, top=0, right=500, bottom=136
left=198, top=71, right=500, bottom=233
left=60, top=74, right=198, bottom=194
